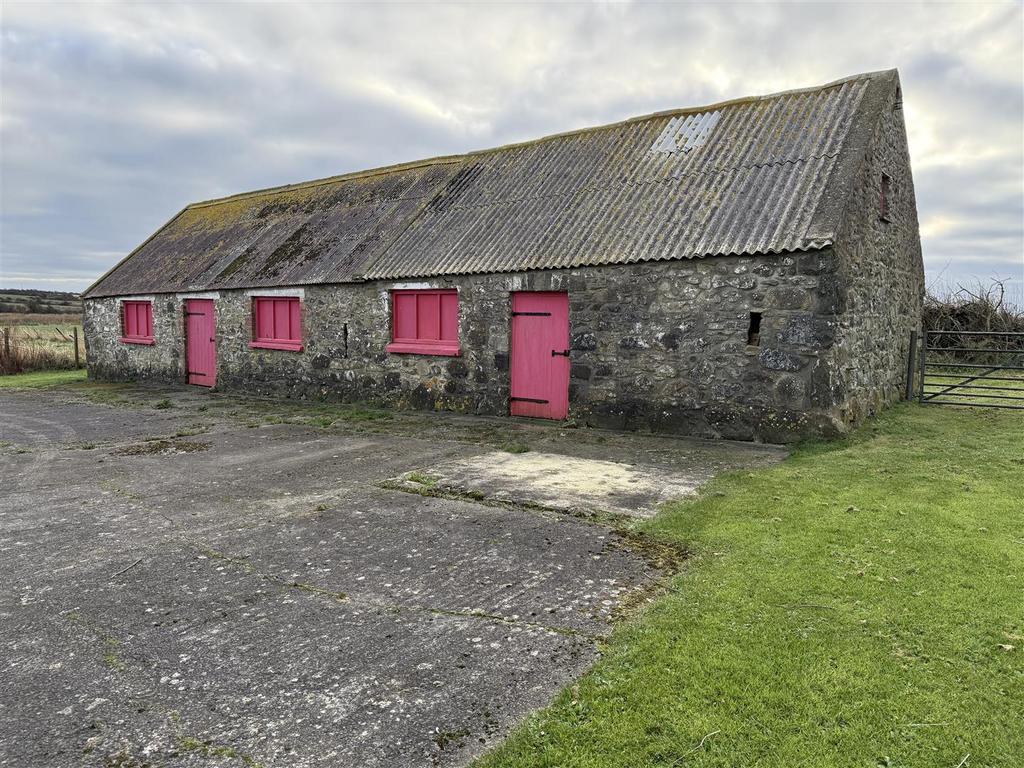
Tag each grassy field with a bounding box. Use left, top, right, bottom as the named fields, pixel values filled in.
left=0, top=288, right=81, bottom=315
left=1, top=312, right=82, bottom=326
left=4, top=321, right=83, bottom=345
left=478, top=404, right=1024, bottom=768
left=0, top=313, right=84, bottom=374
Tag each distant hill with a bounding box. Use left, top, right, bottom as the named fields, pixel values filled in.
left=0, top=289, right=83, bottom=315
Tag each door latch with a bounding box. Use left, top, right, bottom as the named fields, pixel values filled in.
left=551, top=349, right=570, bottom=357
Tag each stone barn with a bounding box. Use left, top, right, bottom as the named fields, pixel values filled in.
left=83, top=69, right=923, bottom=442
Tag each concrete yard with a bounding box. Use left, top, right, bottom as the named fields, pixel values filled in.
left=0, top=383, right=787, bottom=767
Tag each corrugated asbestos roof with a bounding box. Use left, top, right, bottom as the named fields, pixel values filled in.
left=86, top=69, right=898, bottom=297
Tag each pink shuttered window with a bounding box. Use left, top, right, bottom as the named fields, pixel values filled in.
left=121, top=301, right=154, bottom=345
left=250, top=297, right=303, bottom=352
left=387, top=289, right=460, bottom=356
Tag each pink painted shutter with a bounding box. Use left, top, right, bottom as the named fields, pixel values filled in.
left=273, top=299, right=289, bottom=341
left=417, top=293, right=440, bottom=340
left=394, top=294, right=415, bottom=340
left=387, top=290, right=460, bottom=356
left=256, top=299, right=273, bottom=340
left=123, top=302, right=152, bottom=339
left=440, top=293, right=458, bottom=341
left=289, top=299, right=301, bottom=341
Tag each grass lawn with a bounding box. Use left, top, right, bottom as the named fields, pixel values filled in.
left=0, top=369, right=87, bottom=388
left=478, top=404, right=1023, bottom=768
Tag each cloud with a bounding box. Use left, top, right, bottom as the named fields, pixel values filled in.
left=1, top=1, right=1021, bottom=302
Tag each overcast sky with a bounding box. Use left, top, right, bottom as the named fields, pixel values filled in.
left=2, top=1, right=1022, bottom=303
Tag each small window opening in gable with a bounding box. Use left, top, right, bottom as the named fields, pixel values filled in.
left=747, top=312, right=762, bottom=347
left=880, top=173, right=892, bottom=221
left=121, top=300, right=154, bottom=345
left=250, top=296, right=303, bottom=352
left=387, top=289, right=461, bottom=356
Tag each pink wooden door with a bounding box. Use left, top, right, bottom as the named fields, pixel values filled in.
left=510, top=292, right=570, bottom=419
left=185, top=299, right=217, bottom=387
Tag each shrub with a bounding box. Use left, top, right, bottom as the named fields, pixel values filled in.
left=924, top=279, right=1024, bottom=335
left=923, top=279, right=1024, bottom=366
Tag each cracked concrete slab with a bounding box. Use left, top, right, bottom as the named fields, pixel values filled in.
left=1, top=383, right=786, bottom=767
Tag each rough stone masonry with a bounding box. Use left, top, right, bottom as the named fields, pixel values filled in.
left=83, top=69, right=923, bottom=442
left=87, top=247, right=881, bottom=443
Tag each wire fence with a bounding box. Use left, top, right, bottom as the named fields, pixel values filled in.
left=0, top=324, right=85, bottom=374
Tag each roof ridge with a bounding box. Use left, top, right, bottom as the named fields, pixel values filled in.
left=462, top=69, right=894, bottom=158
left=187, top=155, right=465, bottom=210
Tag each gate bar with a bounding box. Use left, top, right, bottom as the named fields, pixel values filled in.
left=921, top=400, right=1024, bottom=410
left=925, top=373, right=1024, bottom=383
left=925, top=361, right=1024, bottom=371
left=924, top=346, right=1023, bottom=354
left=922, top=382, right=1024, bottom=391
left=921, top=390, right=1024, bottom=400
left=926, top=330, right=1024, bottom=336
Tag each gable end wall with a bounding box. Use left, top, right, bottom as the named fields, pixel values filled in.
left=829, top=81, right=925, bottom=423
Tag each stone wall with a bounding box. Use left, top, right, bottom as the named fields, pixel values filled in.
left=85, top=252, right=846, bottom=442
left=829, top=79, right=924, bottom=424
left=83, top=293, right=183, bottom=382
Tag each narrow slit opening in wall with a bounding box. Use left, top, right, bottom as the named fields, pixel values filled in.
left=880, top=173, right=892, bottom=220
left=747, top=312, right=762, bottom=346
left=343, top=323, right=348, bottom=358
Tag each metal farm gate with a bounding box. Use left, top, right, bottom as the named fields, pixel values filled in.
left=912, top=330, right=1024, bottom=410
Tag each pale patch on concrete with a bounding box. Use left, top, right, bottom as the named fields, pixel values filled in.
left=424, top=451, right=702, bottom=518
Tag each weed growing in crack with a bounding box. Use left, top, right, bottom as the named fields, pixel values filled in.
left=406, top=471, right=438, bottom=487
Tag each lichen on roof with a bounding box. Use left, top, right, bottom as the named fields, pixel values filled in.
left=85, top=69, right=900, bottom=298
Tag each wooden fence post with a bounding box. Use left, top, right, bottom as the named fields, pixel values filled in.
left=3, top=327, right=9, bottom=360
left=73, top=327, right=81, bottom=368
left=918, top=329, right=928, bottom=402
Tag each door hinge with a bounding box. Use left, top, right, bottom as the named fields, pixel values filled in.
left=184, top=311, right=205, bottom=316
left=551, top=349, right=570, bottom=357
left=512, top=311, right=551, bottom=317
left=510, top=396, right=549, bottom=404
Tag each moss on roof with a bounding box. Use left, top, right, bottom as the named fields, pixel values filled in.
left=86, top=69, right=900, bottom=298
